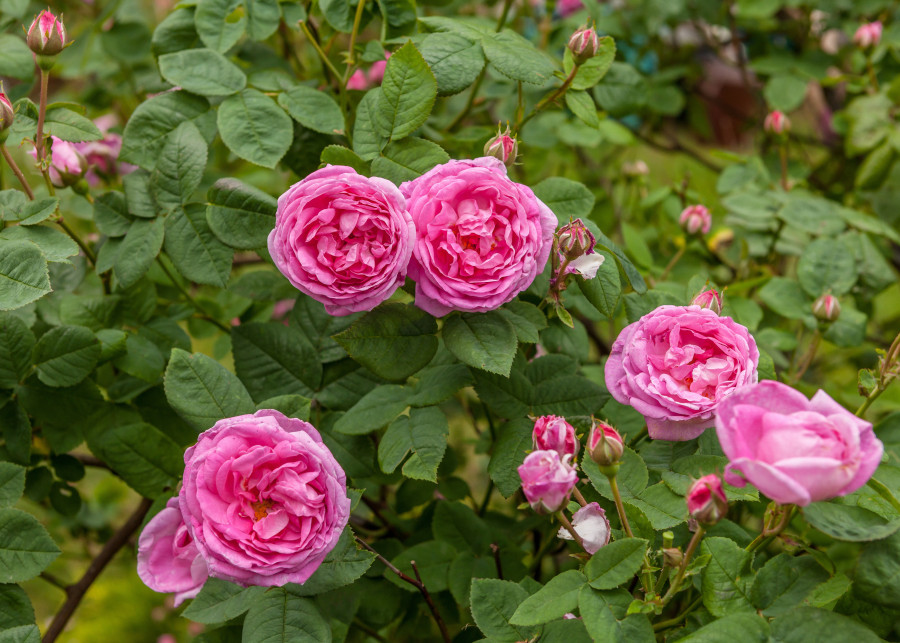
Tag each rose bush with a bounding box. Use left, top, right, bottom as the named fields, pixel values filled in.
left=0, top=1, right=899, bottom=642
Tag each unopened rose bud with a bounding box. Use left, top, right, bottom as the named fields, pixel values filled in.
left=568, top=26, right=600, bottom=65
left=691, top=288, right=723, bottom=314
left=557, top=218, right=596, bottom=260
left=622, top=160, right=649, bottom=178
left=26, top=10, right=67, bottom=57
left=662, top=547, right=683, bottom=567
left=686, top=474, right=728, bottom=526
left=854, top=21, right=882, bottom=49
left=587, top=421, right=624, bottom=474
left=484, top=126, right=518, bottom=167
left=0, top=91, right=14, bottom=133
left=533, top=415, right=579, bottom=460
left=518, top=450, right=578, bottom=514
left=812, top=293, right=841, bottom=323
left=32, top=136, right=87, bottom=188
left=764, top=110, right=790, bottom=136
left=679, top=204, right=711, bottom=235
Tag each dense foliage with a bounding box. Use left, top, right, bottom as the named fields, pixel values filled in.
left=1, top=0, right=899, bottom=642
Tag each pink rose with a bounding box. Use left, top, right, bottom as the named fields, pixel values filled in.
left=679, top=204, right=711, bottom=235
left=763, top=110, right=790, bottom=136
left=268, top=165, right=415, bottom=316
left=854, top=21, right=882, bottom=49
left=180, top=410, right=351, bottom=587
left=533, top=415, right=579, bottom=459
left=137, top=498, right=208, bottom=606
left=74, top=114, right=137, bottom=185
left=686, top=474, right=728, bottom=525
left=27, top=9, right=66, bottom=56
left=400, top=157, right=556, bottom=316
left=518, top=449, right=578, bottom=513
left=605, top=305, right=759, bottom=441
left=347, top=70, right=368, bottom=90
left=30, top=136, right=87, bottom=188
left=716, top=381, right=883, bottom=507
left=367, top=59, right=388, bottom=85
left=557, top=502, right=610, bottom=554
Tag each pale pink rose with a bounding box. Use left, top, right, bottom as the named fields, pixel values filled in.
left=763, top=110, right=790, bottom=135
left=532, top=415, right=579, bottom=459
left=180, top=410, right=351, bottom=587
left=557, top=502, right=610, bottom=554
left=400, top=157, right=556, bottom=316
left=137, top=498, right=208, bottom=607
left=268, top=166, right=415, bottom=316
left=605, top=305, right=759, bottom=441
left=518, top=449, right=578, bottom=513
left=347, top=70, right=368, bottom=90
left=679, top=204, right=711, bottom=235
left=74, top=115, right=137, bottom=185
left=686, top=474, right=727, bottom=525
left=716, top=381, right=883, bottom=506
left=31, top=136, right=87, bottom=188
left=854, top=21, right=882, bottom=49
left=568, top=27, right=600, bottom=63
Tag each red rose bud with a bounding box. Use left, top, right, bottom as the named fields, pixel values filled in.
left=557, top=218, right=596, bottom=261
left=26, top=10, right=67, bottom=57
left=812, top=293, right=841, bottom=322
left=686, top=474, right=728, bottom=526
left=679, top=204, right=711, bottom=235
left=691, top=288, right=723, bottom=315
left=568, top=26, right=600, bottom=65
left=484, top=126, right=518, bottom=167
left=0, top=91, right=14, bottom=133
left=854, top=21, right=882, bottom=49
left=533, top=415, right=579, bottom=459
left=764, top=110, right=790, bottom=135
left=587, top=421, right=624, bottom=471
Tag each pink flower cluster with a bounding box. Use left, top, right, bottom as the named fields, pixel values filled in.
left=347, top=53, right=390, bottom=91
left=137, top=410, right=351, bottom=599
left=269, top=158, right=557, bottom=317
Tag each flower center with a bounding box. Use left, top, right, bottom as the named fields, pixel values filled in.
left=250, top=498, right=274, bottom=521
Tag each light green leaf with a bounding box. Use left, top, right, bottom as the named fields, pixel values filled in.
left=375, top=42, right=437, bottom=141
left=584, top=538, right=648, bottom=590
left=510, top=570, right=587, bottom=626
left=0, top=240, right=51, bottom=311
left=194, top=0, right=245, bottom=52
left=158, top=49, right=247, bottom=96
left=278, top=85, right=345, bottom=135
left=218, top=89, right=293, bottom=168
left=533, top=177, right=595, bottom=220
left=419, top=32, right=485, bottom=96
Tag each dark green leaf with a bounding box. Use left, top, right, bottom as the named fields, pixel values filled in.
left=32, top=325, right=100, bottom=388
left=164, top=204, right=233, bottom=287
left=375, top=42, right=437, bottom=141
left=218, top=89, right=293, bottom=168
left=469, top=578, right=538, bottom=641
left=442, top=311, right=517, bottom=376
left=378, top=406, right=448, bottom=481
left=232, top=322, right=321, bottom=399
left=584, top=538, right=648, bottom=590
left=0, top=508, right=60, bottom=583
left=278, top=85, right=345, bottom=135
left=206, top=178, right=277, bottom=249
left=158, top=49, right=247, bottom=96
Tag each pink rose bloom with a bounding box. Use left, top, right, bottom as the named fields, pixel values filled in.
left=137, top=497, right=208, bottom=606
left=30, top=136, right=87, bottom=188
left=400, top=157, right=556, bottom=316
left=605, top=305, right=759, bottom=441
left=518, top=449, right=578, bottom=513
left=347, top=69, right=368, bottom=91
left=763, top=110, right=790, bottom=135
left=686, top=474, right=728, bottom=525
left=680, top=204, right=711, bottom=235
left=268, top=165, right=415, bottom=316
left=74, top=114, right=137, bottom=185
left=180, top=410, right=351, bottom=586
left=367, top=58, right=388, bottom=85
left=716, top=381, right=883, bottom=507
left=587, top=421, right=624, bottom=467
left=557, top=0, right=584, bottom=17
left=557, top=502, right=610, bottom=553
left=854, top=21, right=882, bottom=49
left=533, top=415, right=579, bottom=459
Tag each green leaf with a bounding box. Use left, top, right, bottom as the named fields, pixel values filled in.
left=564, top=36, right=616, bottom=90
left=0, top=313, right=35, bottom=387
left=93, top=192, right=133, bottom=237
left=32, top=325, right=100, bottom=388
left=353, top=88, right=388, bottom=161
left=181, top=578, right=266, bottom=624
left=232, top=322, right=321, bottom=400
left=852, top=531, right=900, bottom=608
left=123, top=170, right=159, bottom=218
left=163, top=348, right=256, bottom=433
left=584, top=538, right=648, bottom=590
left=469, top=578, right=538, bottom=642
left=158, top=49, right=247, bottom=96
left=749, top=554, right=829, bottom=617
left=566, top=90, right=600, bottom=128
left=419, top=32, right=485, bottom=96
left=433, top=501, right=490, bottom=555
left=593, top=63, right=648, bottom=116
left=375, top=42, right=437, bottom=141
left=0, top=583, right=35, bottom=629
left=0, top=240, right=51, bottom=311
left=334, top=304, right=438, bottom=382
left=333, top=384, right=411, bottom=435
left=758, top=277, right=814, bottom=326
left=242, top=589, right=331, bottom=643
left=802, top=501, right=900, bottom=542
left=378, top=406, right=448, bottom=481
left=626, top=483, right=686, bottom=530
left=194, top=0, right=245, bottom=52
left=0, top=508, right=60, bottom=583
left=114, top=217, right=165, bottom=288
left=768, top=607, right=883, bottom=643
left=151, top=122, right=208, bottom=211
left=0, top=624, right=41, bottom=643
left=206, top=177, right=277, bottom=249
left=44, top=107, right=103, bottom=142
left=257, top=394, right=311, bottom=420
left=245, top=0, right=281, bottom=40
left=121, top=91, right=215, bottom=170
left=320, top=145, right=369, bottom=175
left=289, top=296, right=359, bottom=363
left=319, top=0, right=355, bottom=31
left=0, top=226, right=78, bottom=264
left=164, top=204, right=233, bottom=287
left=9, top=197, right=58, bottom=226
left=0, top=462, right=26, bottom=508
left=532, top=177, right=595, bottom=220
left=584, top=447, right=648, bottom=501
left=593, top=229, right=646, bottom=294
left=578, top=586, right=655, bottom=643
left=855, top=140, right=895, bottom=190
left=481, top=30, right=555, bottom=85
left=576, top=251, right=621, bottom=319
left=498, top=301, right=547, bottom=344
left=488, top=417, right=532, bottom=497
left=510, top=570, right=587, bottom=626
left=443, top=311, right=517, bottom=376
left=674, top=613, right=770, bottom=642
left=371, top=138, right=450, bottom=184
left=151, top=8, right=200, bottom=56
left=0, top=399, right=31, bottom=464
left=387, top=540, right=456, bottom=592
left=287, top=528, right=375, bottom=596
left=764, top=74, right=808, bottom=112
left=796, top=237, right=857, bottom=297
left=0, top=33, right=35, bottom=80
left=700, top=536, right=754, bottom=617
left=218, top=89, right=293, bottom=168
left=278, top=85, right=345, bottom=135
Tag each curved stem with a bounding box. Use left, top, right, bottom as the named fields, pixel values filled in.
left=1, top=145, right=35, bottom=199
left=745, top=504, right=796, bottom=553
left=557, top=511, right=586, bottom=550
left=344, top=0, right=368, bottom=72
left=661, top=526, right=705, bottom=605
left=517, top=66, right=579, bottom=132
left=608, top=475, right=633, bottom=538
left=56, top=218, right=96, bottom=265
left=35, top=69, right=56, bottom=196
left=653, top=596, right=703, bottom=631
left=572, top=487, right=589, bottom=507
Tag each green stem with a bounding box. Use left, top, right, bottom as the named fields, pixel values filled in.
left=653, top=596, right=703, bottom=631
left=866, top=478, right=900, bottom=514
left=1, top=145, right=35, bottom=199
left=608, top=475, right=633, bottom=538
left=156, top=258, right=230, bottom=333
left=659, top=244, right=686, bottom=281
left=557, top=511, right=586, bottom=551
left=517, top=65, right=579, bottom=132
left=495, top=0, right=514, bottom=31
left=344, top=0, right=368, bottom=73
left=792, top=329, right=822, bottom=382
left=661, top=526, right=705, bottom=605
left=745, top=504, right=796, bottom=553
left=56, top=218, right=96, bottom=265
left=35, top=69, right=56, bottom=196
left=300, top=21, right=346, bottom=94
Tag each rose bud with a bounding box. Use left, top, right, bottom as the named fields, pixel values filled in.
left=556, top=502, right=610, bottom=554
left=557, top=218, right=596, bottom=260
left=518, top=450, right=578, bottom=514
left=568, top=26, right=600, bottom=65
left=663, top=547, right=683, bottom=567
left=686, top=474, right=728, bottom=526
left=854, top=21, right=882, bottom=49
left=764, top=110, right=790, bottom=136
left=30, top=136, right=87, bottom=188
left=533, top=415, right=579, bottom=459
left=812, top=293, right=841, bottom=323
left=484, top=126, right=518, bottom=167
left=26, top=9, right=67, bottom=57
left=679, top=204, right=711, bottom=235
left=0, top=91, right=14, bottom=134
left=588, top=421, right=624, bottom=472
left=691, top=287, right=723, bottom=315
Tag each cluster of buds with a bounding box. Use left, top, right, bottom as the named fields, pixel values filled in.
left=764, top=110, right=791, bottom=136
left=679, top=204, right=712, bottom=236
left=0, top=90, right=14, bottom=137
left=691, top=287, right=723, bottom=315
left=587, top=420, right=624, bottom=476
left=686, top=474, right=728, bottom=526
left=812, top=293, right=841, bottom=323
left=484, top=125, right=518, bottom=167
left=854, top=21, right=883, bottom=49
left=26, top=10, right=68, bottom=67
left=568, top=26, right=600, bottom=65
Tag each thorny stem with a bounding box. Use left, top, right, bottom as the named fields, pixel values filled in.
left=1, top=145, right=35, bottom=199
left=661, top=525, right=705, bottom=605
left=156, top=258, right=230, bottom=333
